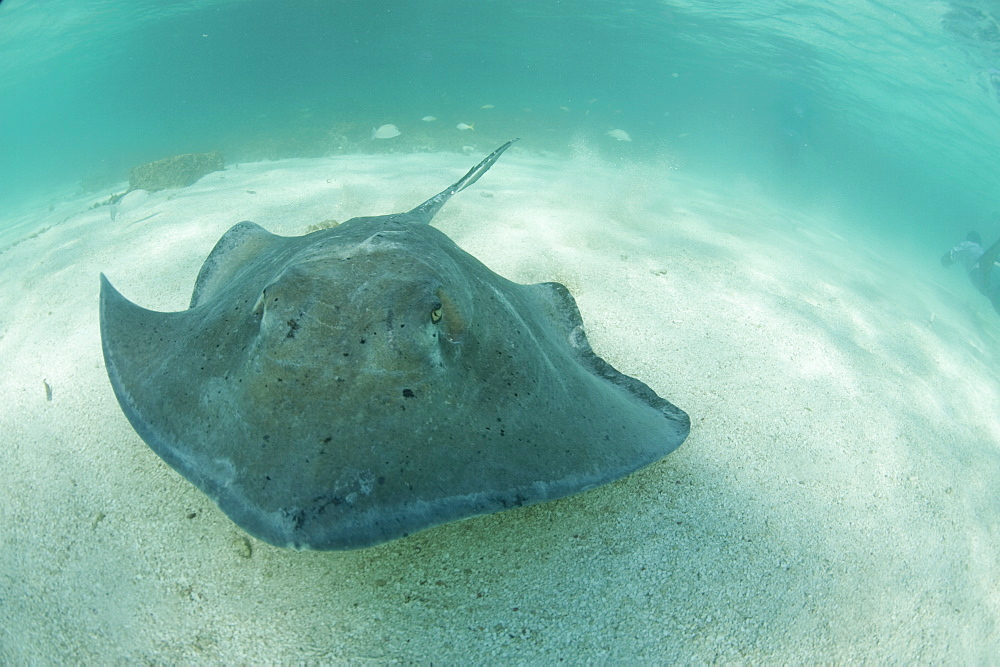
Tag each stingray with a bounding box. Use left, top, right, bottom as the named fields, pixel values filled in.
left=99, top=140, right=690, bottom=550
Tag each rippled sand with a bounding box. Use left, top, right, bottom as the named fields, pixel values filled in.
left=2, top=149, right=998, bottom=661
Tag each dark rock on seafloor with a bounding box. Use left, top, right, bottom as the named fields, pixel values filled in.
left=128, top=152, right=225, bottom=192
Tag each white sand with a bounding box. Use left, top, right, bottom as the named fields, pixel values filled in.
left=1, top=149, right=998, bottom=661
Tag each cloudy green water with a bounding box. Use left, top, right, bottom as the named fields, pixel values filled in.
left=2, top=0, right=999, bottom=252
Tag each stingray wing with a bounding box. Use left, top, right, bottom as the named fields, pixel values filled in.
left=99, top=144, right=689, bottom=551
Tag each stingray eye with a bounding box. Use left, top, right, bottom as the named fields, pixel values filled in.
left=430, top=304, right=443, bottom=324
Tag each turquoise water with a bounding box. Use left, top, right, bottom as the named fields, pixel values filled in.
left=4, top=1, right=1000, bottom=660
left=3, top=0, right=999, bottom=250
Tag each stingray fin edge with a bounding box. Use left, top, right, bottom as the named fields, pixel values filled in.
left=529, top=280, right=690, bottom=441
left=190, top=221, right=281, bottom=308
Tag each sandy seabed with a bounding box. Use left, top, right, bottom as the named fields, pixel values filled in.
left=1, top=148, right=998, bottom=661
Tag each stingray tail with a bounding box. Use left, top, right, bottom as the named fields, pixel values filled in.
left=404, top=138, right=519, bottom=224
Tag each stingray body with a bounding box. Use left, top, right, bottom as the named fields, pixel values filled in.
left=100, top=140, right=690, bottom=550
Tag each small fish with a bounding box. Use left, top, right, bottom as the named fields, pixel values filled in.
left=560, top=106, right=570, bottom=112
left=371, top=124, right=401, bottom=140
left=607, top=129, right=632, bottom=142
left=480, top=104, right=495, bottom=109
left=43, top=379, right=52, bottom=402
left=456, top=123, right=475, bottom=131
left=421, top=116, right=437, bottom=122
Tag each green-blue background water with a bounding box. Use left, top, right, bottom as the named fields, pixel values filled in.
left=2, top=0, right=999, bottom=251
left=4, top=1, right=1000, bottom=660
